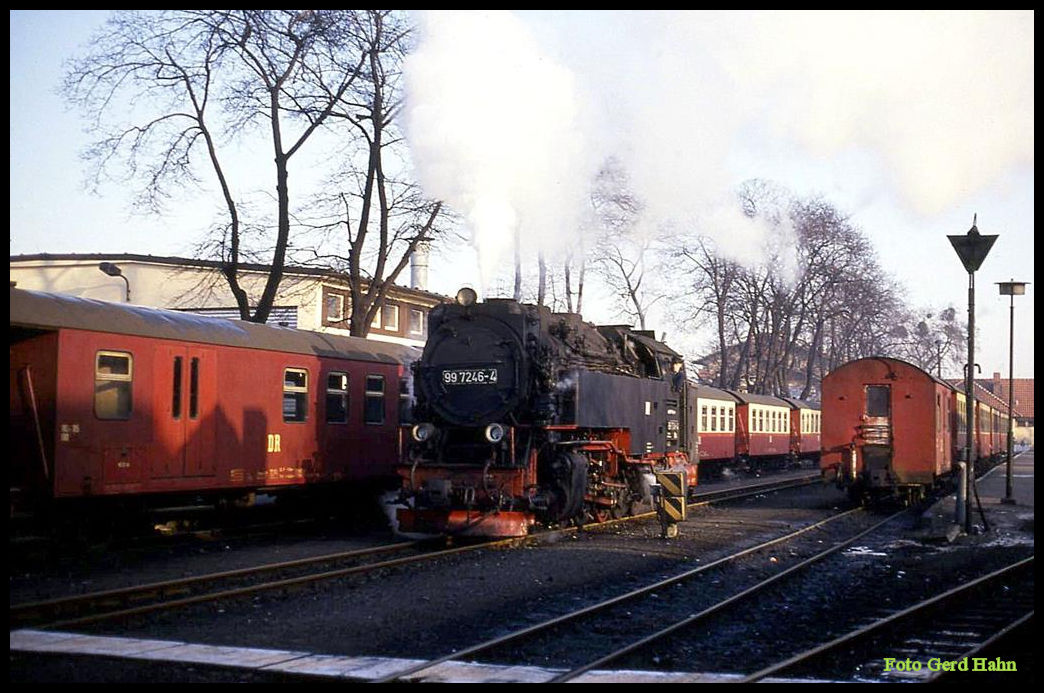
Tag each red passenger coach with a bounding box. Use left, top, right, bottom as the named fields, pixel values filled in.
left=821, top=357, right=953, bottom=503
left=10, top=287, right=413, bottom=523
left=782, top=397, right=821, bottom=464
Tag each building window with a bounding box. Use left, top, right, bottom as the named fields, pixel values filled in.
left=383, top=304, right=399, bottom=332
left=364, top=375, right=385, bottom=424
left=409, top=308, right=425, bottom=336
left=326, top=293, right=345, bottom=322
left=283, top=368, right=308, bottom=423
left=326, top=372, right=348, bottom=424
left=370, top=307, right=382, bottom=330
left=95, top=351, right=133, bottom=420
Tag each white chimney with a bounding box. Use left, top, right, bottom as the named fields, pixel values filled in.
left=411, top=241, right=430, bottom=291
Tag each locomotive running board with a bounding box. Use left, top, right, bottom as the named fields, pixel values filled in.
left=397, top=508, right=533, bottom=538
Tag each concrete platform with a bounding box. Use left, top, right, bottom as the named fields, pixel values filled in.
left=919, top=449, right=1034, bottom=544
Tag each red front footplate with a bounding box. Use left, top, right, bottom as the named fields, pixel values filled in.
left=397, top=508, right=534, bottom=537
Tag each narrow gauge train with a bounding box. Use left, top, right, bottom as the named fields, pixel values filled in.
left=396, top=288, right=698, bottom=537
left=10, top=287, right=415, bottom=531
left=690, top=388, right=821, bottom=479
left=820, top=356, right=1008, bottom=504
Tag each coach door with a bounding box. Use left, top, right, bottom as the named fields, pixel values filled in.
left=153, top=346, right=217, bottom=478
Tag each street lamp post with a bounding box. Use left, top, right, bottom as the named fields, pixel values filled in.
left=98, top=262, right=131, bottom=303
left=947, top=215, right=997, bottom=534
left=996, top=280, right=1028, bottom=505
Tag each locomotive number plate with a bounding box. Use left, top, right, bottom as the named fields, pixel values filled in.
left=442, top=368, right=498, bottom=385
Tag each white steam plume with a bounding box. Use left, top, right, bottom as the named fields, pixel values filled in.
left=403, top=11, right=1033, bottom=286
left=403, top=11, right=595, bottom=290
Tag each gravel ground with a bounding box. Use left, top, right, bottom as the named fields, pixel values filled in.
left=9, top=475, right=1034, bottom=683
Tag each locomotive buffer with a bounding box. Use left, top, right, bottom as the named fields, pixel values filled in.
left=654, top=470, right=687, bottom=538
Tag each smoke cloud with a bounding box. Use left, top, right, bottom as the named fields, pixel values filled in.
left=403, top=11, right=1033, bottom=285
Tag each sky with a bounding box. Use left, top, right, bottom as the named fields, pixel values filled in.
left=9, top=10, right=1035, bottom=379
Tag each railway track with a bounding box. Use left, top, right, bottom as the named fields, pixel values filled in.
left=372, top=505, right=888, bottom=683
left=10, top=472, right=820, bottom=632
left=740, top=555, right=1034, bottom=683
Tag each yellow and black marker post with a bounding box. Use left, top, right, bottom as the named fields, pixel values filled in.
left=654, top=470, right=686, bottom=539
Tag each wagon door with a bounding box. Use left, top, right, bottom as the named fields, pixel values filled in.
left=860, top=385, right=892, bottom=486
left=153, top=346, right=217, bottom=478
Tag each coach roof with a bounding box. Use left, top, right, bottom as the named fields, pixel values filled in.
left=10, top=287, right=415, bottom=364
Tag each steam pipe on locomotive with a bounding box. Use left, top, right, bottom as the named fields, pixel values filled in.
left=394, top=288, right=697, bottom=537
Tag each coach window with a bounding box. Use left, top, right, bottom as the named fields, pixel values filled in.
left=727, top=407, right=734, bottom=432
left=189, top=357, right=200, bottom=419
left=718, top=407, right=725, bottom=432
left=364, top=375, right=386, bottom=424
left=172, top=356, right=183, bottom=419
left=700, top=405, right=708, bottom=432
left=95, top=351, right=133, bottom=420
left=399, top=378, right=413, bottom=424
left=326, top=372, right=349, bottom=424
left=283, top=369, right=309, bottom=423
left=710, top=405, right=717, bottom=432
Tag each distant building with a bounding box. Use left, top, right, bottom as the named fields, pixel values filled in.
left=9, top=253, right=448, bottom=348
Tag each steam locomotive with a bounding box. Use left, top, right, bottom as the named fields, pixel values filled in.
left=395, top=288, right=698, bottom=536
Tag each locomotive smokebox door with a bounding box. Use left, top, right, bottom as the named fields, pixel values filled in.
left=654, top=470, right=686, bottom=539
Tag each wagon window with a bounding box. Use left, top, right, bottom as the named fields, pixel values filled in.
left=865, top=385, right=890, bottom=418
left=710, top=405, right=718, bottom=432
left=326, top=372, right=349, bottom=424
left=701, top=405, right=708, bottom=432
left=283, top=368, right=309, bottom=423
left=95, top=351, right=133, bottom=420
left=718, top=408, right=725, bottom=432
left=727, top=407, right=734, bottom=433
left=364, top=375, right=386, bottom=424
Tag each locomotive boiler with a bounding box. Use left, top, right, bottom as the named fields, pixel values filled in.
left=396, top=288, right=697, bottom=536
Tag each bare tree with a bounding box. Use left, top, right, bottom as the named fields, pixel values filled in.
left=297, top=10, right=444, bottom=337
left=63, top=10, right=442, bottom=326
left=588, top=158, right=668, bottom=330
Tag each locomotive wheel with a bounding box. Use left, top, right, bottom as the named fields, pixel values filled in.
left=589, top=505, right=611, bottom=523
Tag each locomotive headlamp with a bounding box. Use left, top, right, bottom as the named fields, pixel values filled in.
left=412, top=422, right=436, bottom=442
left=484, top=423, right=506, bottom=443
left=455, top=287, right=478, bottom=306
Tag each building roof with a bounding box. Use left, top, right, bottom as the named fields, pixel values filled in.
left=979, top=372, right=1034, bottom=420
left=9, top=252, right=451, bottom=303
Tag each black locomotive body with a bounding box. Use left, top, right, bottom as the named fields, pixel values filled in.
left=396, top=290, right=697, bottom=536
